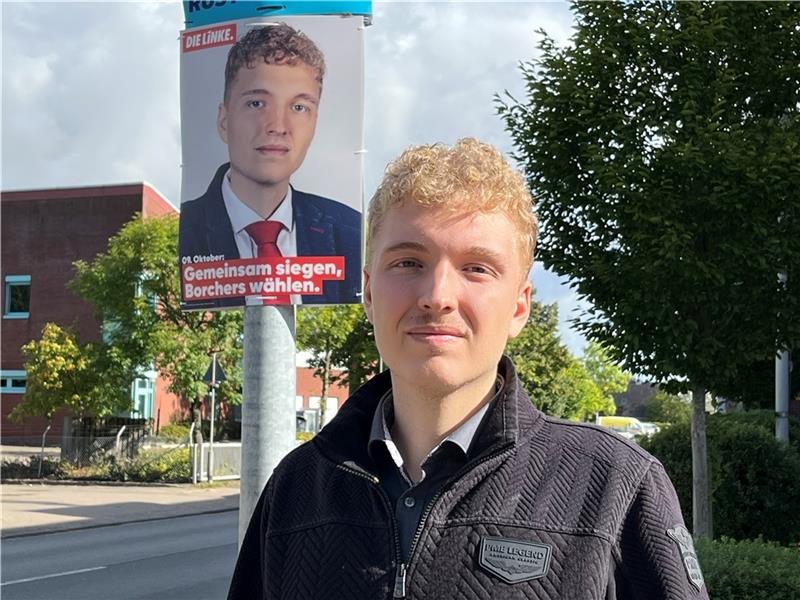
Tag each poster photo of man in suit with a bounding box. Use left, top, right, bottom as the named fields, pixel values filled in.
left=179, top=17, right=364, bottom=310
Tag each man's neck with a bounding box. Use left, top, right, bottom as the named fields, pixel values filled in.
left=389, top=370, right=498, bottom=483
left=228, top=169, right=289, bottom=219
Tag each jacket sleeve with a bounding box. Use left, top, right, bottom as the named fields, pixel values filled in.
left=612, top=461, right=710, bottom=600
left=227, top=479, right=273, bottom=600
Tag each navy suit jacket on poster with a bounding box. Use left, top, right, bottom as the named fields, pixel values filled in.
left=180, top=163, right=362, bottom=308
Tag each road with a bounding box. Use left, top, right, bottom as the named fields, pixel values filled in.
left=1, top=511, right=238, bottom=600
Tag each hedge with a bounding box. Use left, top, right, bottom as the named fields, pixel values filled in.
left=640, top=411, right=800, bottom=544
left=698, top=537, right=800, bottom=600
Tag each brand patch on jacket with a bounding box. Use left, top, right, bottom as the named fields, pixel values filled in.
left=478, top=536, right=551, bottom=584
left=666, top=525, right=704, bottom=591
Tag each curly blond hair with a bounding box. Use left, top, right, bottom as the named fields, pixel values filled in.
left=224, top=23, right=325, bottom=104
left=366, top=138, right=538, bottom=274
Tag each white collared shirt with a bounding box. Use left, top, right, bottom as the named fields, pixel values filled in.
left=221, top=171, right=301, bottom=304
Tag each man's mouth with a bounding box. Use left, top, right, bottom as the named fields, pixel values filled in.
left=406, top=326, right=466, bottom=343
left=255, top=144, right=289, bottom=155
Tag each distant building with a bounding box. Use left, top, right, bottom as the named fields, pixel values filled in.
left=1, top=183, right=182, bottom=443
left=295, top=367, right=351, bottom=433
left=612, top=380, right=658, bottom=418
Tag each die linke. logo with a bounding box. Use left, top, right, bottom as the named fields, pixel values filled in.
left=479, top=537, right=552, bottom=584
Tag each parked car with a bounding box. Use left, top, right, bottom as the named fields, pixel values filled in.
left=596, top=416, right=660, bottom=440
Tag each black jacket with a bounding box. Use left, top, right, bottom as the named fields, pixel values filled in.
left=229, top=358, right=708, bottom=599
left=179, top=163, right=362, bottom=307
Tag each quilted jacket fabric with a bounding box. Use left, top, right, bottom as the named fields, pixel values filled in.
left=228, top=357, right=709, bottom=600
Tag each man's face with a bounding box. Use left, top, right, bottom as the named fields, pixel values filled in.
left=218, top=61, right=319, bottom=192
left=364, top=202, right=532, bottom=396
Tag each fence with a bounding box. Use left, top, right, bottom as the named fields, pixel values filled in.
left=192, top=442, right=242, bottom=483
left=61, top=416, right=150, bottom=465
left=3, top=423, right=245, bottom=483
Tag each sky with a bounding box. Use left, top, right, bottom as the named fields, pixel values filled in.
left=1, top=1, right=589, bottom=352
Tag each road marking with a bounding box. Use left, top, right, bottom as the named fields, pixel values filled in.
left=1, top=566, right=107, bottom=586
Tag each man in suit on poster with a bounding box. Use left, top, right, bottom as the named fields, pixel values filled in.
left=180, top=23, right=361, bottom=306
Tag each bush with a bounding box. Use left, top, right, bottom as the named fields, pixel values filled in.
left=645, top=390, right=691, bottom=425
left=1, top=456, right=62, bottom=479
left=697, top=537, right=800, bottom=600
left=125, top=448, right=191, bottom=482
left=158, top=422, right=192, bottom=442
left=715, top=408, right=800, bottom=453
left=640, top=412, right=800, bottom=544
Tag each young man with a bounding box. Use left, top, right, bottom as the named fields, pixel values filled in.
left=179, top=23, right=361, bottom=306
left=228, top=139, right=708, bottom=599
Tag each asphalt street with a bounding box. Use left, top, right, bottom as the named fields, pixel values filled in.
left=1, top=511, right=238, bottom=600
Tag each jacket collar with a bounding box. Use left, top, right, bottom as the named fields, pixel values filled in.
left=313, top=356, right=545, bottom=471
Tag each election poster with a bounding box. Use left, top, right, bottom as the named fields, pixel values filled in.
left=179, top=14, right=365, bottom=310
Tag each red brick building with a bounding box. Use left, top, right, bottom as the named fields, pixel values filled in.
left=1, top=183, right=183, bottom=443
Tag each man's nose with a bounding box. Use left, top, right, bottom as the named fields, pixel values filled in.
left=418, top=263, right=457, bottom=313
left=264, top=106, right=288, bottom=136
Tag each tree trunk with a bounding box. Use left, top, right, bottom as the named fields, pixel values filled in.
left=691, top=385, right=712, bottom=538
left=192, top=397, right=204, bottom=444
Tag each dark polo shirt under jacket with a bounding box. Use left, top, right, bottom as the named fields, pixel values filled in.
left=366, top=377, right=502, bottom=562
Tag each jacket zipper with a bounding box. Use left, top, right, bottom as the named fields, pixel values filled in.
left=337, top=444, right=513, bottom=599
left=336, top=463, right=405, bottom=598
left=399, top=443, right=515, bottom=595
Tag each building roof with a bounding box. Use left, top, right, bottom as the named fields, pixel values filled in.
left=1, top=181, right=179, bottom=214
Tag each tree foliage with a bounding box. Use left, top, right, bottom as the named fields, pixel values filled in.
left=581, top=341, right=630, bottom=410
left=555, top=357, right=610, bottom=421
left=505, top=299, right=615, bottom=420
left=70, top=214, right=243, bottom=438
left=499, top=1, right=800, bottom=392
left=296, top=304, right=368, bottom=423
left=499, top=0, right=800, bottom=538
left=331, top=311, right=380, bottom=392
left=506, top=300, right=572, bottom=416
left=645, top=389, right=692, bottom=425
left=12, top=323, right=133, bottom=422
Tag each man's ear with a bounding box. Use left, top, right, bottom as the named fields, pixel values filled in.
left=362, top=267, right=374, bottom=324
left=217, top=103, right=228, bottom=145
left=508, top=278, right=532, bottom=340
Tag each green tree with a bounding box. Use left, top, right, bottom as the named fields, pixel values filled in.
left=555, top=357, right=613, bottom=421
left=296, top=304, right=365, bottom=426
left=645, top=389, right=692, bottom=425
left=71, top=214, right=243, bottom=442
left=331, top=311, right=380, bottom=392
left=11, top=323, right=133, bottom=423
left=506, top=299, right=572, bottom=416
left=582, top=341, right=630, bottom=410
left=499, top=1, right=800, bottom=538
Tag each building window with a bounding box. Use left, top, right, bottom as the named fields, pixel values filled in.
left=4, top=275, right=31, bottom=319
left=1, top=370, right=27, bottom=394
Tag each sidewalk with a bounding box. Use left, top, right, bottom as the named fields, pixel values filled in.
left=1, top=481, right=240, bottom=538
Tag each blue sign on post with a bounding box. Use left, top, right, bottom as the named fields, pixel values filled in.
left=183, top=1, right=372, bottom=28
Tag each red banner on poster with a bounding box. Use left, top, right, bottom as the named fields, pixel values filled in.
left=182, top=24, right=237, bottom=53
left=181, top=256, right=345, bottom=302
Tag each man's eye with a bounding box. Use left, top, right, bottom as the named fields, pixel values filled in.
left=247, top=100, right=264, bottom=109
left=394, top=260, right=420, bottom=269
left=292, top=103, right=310, bottom=113
left=465, top=265, right=490, bottom=274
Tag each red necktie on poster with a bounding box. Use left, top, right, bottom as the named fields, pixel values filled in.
left=245, top=220, right=290, bottom=305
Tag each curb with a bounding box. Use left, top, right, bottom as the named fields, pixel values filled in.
left=3, top=479, right=191, bottom=487
left=2, top=479, right=240, bottom=488
left=2, top=505, right=239, bottom=540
